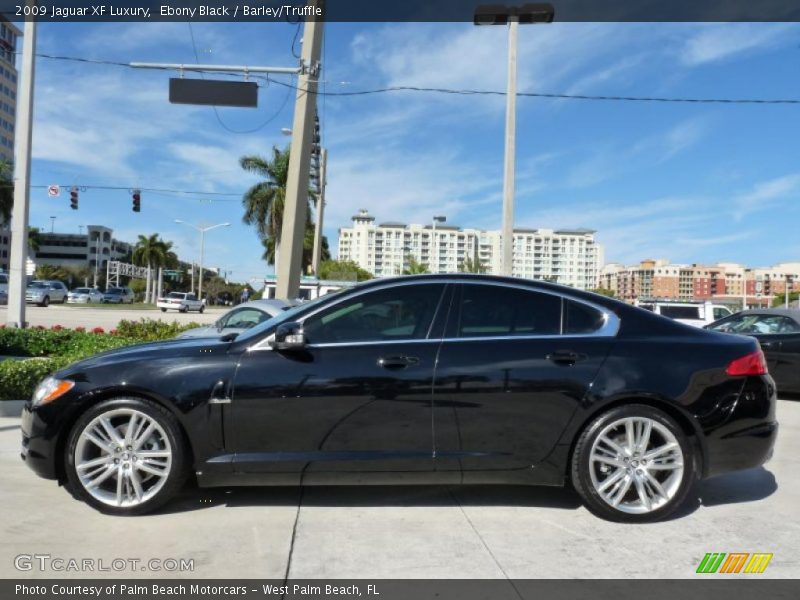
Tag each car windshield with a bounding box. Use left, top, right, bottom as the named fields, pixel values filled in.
left=235, top=295, right=331, bottom=342
left=74, top=288, right=90, bottom=293
left=107, top=288, right=122, bottom=294
left=167, top=292, right=185, bottom=299
left=28, top=282, right=47, bottom=289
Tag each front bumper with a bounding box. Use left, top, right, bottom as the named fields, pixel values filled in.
left=20, top=402, right=60, bottom=480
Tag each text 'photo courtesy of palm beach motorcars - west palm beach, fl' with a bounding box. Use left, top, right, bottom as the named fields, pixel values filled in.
left=2, top=0, right=800, bottom=591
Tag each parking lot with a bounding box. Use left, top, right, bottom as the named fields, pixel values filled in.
left=0, top=305, right=222, bottom=331
left=0, top=400, right=797, bottom=579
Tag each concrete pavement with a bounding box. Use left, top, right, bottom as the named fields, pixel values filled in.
left=1, top=401, right=798, bottom=579
left=0, top=305, right=222, bottom=331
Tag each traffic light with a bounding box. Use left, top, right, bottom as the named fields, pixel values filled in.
left=69, top=187, right=78, bottom=210
left=132, top=189, right=141, bottom=212
left=311, top=114, right=321, bottom=156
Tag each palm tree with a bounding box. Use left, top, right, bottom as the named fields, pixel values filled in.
left=403, top=257, right=430, bottom=275
left=240, top=146, right=316, bottom=265
left=28, top=227, right=41, bottom=253
left=0, top=160, right=12, bottom=226
left=459, top=256, right=487, bottom=274
left=132, top=234, right=171, bottom=270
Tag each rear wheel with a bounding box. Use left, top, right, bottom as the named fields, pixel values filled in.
left=571, top=404, right=694, bottom=523
left=65, top=397, right=188, bottom=515
left=199, top=305, right=205, bottom=314
left=160, top=308, right=167, bottom=313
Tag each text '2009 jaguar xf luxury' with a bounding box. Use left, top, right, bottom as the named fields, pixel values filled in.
left=21, top=275, right=777, bottom=522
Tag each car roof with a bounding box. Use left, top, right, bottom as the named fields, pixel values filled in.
left=239, top=299, right=293, bottom=311
left=735, top=308, right=800, bottom=321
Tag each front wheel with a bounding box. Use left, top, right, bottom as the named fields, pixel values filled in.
left=571, top=404, right=695, bottom=523
left=39, top=296, right=50, bottom=307
left=65, top=397, right=188, bottom=515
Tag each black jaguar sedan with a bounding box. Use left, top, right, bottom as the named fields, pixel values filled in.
left=21, top=275, right=777, bottom=522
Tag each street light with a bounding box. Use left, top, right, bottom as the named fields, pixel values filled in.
left=432, top=216, right=446, bottom=274
left=475, top=3, right=554, bottom=276
left=174, top=220, right=230, bottom=300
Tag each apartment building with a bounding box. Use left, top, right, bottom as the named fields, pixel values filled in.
left=600, top=260, right=800, bottom=304
left=337, top=211, right=604, bottom=290
left=0, top=18, right=19, bottom=163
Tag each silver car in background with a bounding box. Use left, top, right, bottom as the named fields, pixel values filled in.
left=25, top=280, right=68, bottom=307
left=67, top=287, right=105, bottom=303
left=176, top=299, right=294, bottom=339
left=102, top=287, right=135, bottom=304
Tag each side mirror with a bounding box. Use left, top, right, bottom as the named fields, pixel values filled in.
left=270, top=322, right=307, bottom=351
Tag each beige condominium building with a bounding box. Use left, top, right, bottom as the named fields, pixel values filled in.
left=337, top=210, right=604, bottom=290
left=600, top=259, right=800, bottom=304
left=0, top=18, right=18, bottom=164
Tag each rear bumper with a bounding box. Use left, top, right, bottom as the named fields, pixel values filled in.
left=703, top=375, right=778, bottom=478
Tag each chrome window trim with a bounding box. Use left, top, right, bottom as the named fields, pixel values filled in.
left=248, top=278, right=620, bottom=351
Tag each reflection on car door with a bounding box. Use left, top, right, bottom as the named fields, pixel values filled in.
left=432, top=283, right=616, bottom=482
left=227, top=283, right=450, bottom=479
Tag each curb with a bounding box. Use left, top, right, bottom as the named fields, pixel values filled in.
left=0, top=401, right=25, bottom=417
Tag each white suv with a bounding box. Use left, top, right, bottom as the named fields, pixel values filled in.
left=635, top=300, right=733, bottom=328
left=25, top=280, right=68, bottom=307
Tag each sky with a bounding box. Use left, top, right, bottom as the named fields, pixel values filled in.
left=22, top=20, right=800, bottom=284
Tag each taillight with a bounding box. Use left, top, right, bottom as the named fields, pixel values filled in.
left=726, top=349, right=768, bottom=376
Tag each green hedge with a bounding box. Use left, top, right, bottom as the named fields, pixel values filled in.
left=0, top=320, right=201, bottom=401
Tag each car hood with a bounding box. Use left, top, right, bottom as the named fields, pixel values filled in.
left=56, top=337, right=232, bottom=376
left=176, top=325, right=220, bottom=339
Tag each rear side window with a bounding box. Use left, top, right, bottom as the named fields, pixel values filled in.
left=564, top=300, right=606, bottom=334
left=457, top=285, right=560, bottom=337
left=660, top=306, right=701, bottom=320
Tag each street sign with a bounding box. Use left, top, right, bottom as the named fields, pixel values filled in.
left=47, top=184, right=60, bottom=197
left=169, top=78, right=258, bottom=108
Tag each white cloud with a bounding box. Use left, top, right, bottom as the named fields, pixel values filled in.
left=680, top=23, right=798, bottom=66
left=734, top=173, right=800, bottom=220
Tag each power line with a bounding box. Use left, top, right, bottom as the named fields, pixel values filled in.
left=27, top=51, right=800, bottom=105
left=0, top=183, right=243, bottom=199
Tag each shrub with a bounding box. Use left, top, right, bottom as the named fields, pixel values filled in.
left=0, top=358, right=65, bottom=401
left=115, top=318, right=201, bottom=341
left=0, top=318, right=203, bottom=400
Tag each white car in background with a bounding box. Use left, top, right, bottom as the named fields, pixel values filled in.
left=635, top=300, right=733, bottom=328
left=157, top=291, right=205, bottom=313
left=67, top=287, right=105, bottom=303
left=176, top=299, right=294, bottom=339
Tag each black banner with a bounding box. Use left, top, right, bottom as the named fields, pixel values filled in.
left=2, top=0, right=800, bottom=23
left=3, top=580, right=800, bottom=600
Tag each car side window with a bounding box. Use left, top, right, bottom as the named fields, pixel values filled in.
left=457, top=284, right=560, bottom=337
left=225, top=308, right=266, bottom=329
left=303, top=284, right=445, bottom=344
left=564, top=300, right=606, bottom=334
left=713, top=307, right=732, bottom=320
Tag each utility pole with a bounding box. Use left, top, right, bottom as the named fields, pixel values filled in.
left=474, top=4, right=553, bottom=277
left=276, top=3, right=324, bottom=300
left=6, top=9, right=36, bottom=328
left=501, top=14, right=518, bottom=277
left=311, top=148, right=327, bottom=277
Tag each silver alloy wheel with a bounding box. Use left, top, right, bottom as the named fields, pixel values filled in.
left=74, top=408, right=172, bottom=508
left=588, top=416, right=684, bottom=514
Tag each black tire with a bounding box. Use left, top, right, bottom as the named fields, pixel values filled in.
left=64, top=397, right=189, bottom=516
left=199, top=305, right=205, bottom=314
left=40, top=296, right=50, bottom=307
left=160, top=307, right=167, bottom=313
left=179, top=306, right=188, bottom=313
left=571, top=404, right=695, bottom=523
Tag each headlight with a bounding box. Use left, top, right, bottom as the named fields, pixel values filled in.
left=32, top=377, right=75, bottom=406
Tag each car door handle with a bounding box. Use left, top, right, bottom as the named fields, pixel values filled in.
left=377, top=355, right=420, bottom=370
left=546, top=350, right=583, bottom=365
